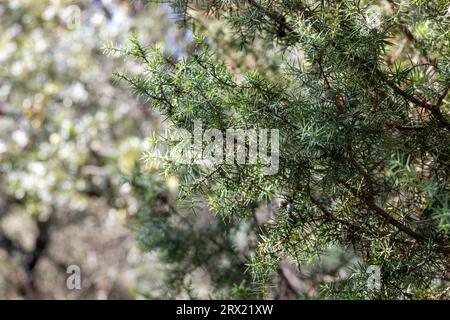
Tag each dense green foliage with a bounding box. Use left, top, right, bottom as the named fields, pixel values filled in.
left=115, top=0, right=450, bottom=299
left=126, top=168, right=261, bottom=298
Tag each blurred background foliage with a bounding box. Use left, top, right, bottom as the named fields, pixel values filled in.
left=0, top=0, right=189, bottom=299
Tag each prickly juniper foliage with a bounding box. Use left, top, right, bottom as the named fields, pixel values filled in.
left=111, top=1, right=450, bottom=299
